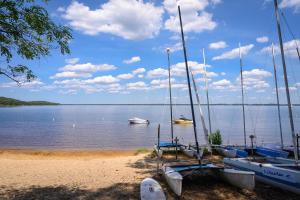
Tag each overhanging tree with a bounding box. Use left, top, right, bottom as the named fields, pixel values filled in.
left=0, top=0, right=72, bottom=83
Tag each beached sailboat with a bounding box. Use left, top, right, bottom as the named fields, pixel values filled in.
left=216, top=43, right=249, bottom=158
left=253, top=43, right=289, bottom=158
left=162, top=4, right=255, bottom=196
left=128, top=117, right=149, bottom=124
left=154, top=48, right=182, bottom=158
left=179, top=56, right=213, bottom=158
left=224, top=0, right=300, bottom=195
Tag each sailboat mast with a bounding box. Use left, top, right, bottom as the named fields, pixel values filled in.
left=191, top=71, right=212, bottom=152
left=271, top=43, right=284, bottom=149
left=178, top=5, right=201, bottom=158
left=274, top=0, right=298, bottom=161
left=203, top=49, right=212, bottom=135
left=167, top=48, right=174, bottom=143
left=239, top=43, right=247, bottom=148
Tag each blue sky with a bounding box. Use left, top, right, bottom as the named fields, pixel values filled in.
left=1, top=0, right=300, bottom=104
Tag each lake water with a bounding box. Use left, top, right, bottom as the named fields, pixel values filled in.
left=0, top=105, right=299, bottom=150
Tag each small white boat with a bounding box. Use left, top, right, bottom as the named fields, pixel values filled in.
left=140, top=178, right=166, bottom=200
left=128, top=117, right=149, bottom=124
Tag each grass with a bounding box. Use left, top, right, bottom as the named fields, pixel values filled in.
left=134, top=148, right=151, bottom=155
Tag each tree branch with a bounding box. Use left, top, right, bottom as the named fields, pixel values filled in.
left=0, top=70, right=21, bottom=86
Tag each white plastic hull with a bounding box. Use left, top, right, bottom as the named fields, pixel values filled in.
left=179, top=146, right=194, bottom=157
left=128, top=120, right=149, bottom=124
left=140, top=178, right=166, bottom=200
left=162, top=165, right=183, bottom=196
left=224, top=158, right=300, bottom=194
left=216, top=147, right=236, bottom=158
left=219, top=168, right=255, bottom=190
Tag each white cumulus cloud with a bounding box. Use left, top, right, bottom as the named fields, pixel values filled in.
left=126, top=81, right=148, bottom=90
left=260, top=39, right=300, bottom=58
left=147, top=68, right=169, bottom=78
left=59, top=63, right=117, bottom=73
left=132, top=68, right=146, bottom=75
left=65, top=58, right=80, bottom=64
left=212, top=44, right=254, bottom=60
left=117, top=73, right=134, bottom=80
left=61, top=0, right=164, bottom=40
left=123, top=56, right=141, bottom=64
left=84, top=75, right=119, bottom=84
left=50, top=71, right=92, bottom=79
left=279, top=0, right=300, bottom=11
left=256, top=36, right=269, bottom=43
left=164, top=0, right=217, bottom=33
left=209, top=41, right=227, bottom=49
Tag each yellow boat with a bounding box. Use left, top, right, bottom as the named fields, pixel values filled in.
left=174, top=116, right=193, bottom=124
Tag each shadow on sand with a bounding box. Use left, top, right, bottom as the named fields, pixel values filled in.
left=127, top=152, right=300, bottom=200
left=0, top=183, right=139, bottom=200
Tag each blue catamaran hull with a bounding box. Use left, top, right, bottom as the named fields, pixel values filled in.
left=256, top=147, right=289, bottom=158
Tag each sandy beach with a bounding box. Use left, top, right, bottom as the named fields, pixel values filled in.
left=0, top=149, right=299, bottom=200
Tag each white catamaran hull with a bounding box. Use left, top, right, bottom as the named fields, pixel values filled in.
left=162, top=165, right=183, bottom=196
left=224, top=158, right=300, bottom=194
left=216, top=147, right=236, bottom=158
left=179, top=146, right=195, bottom=157
left=219, top=168, right=255, bottom=190
left=140, top=178, right=166, bottom=200
left=180, top=146, right=204, bottom=159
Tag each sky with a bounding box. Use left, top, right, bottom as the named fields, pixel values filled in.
left=1, top=0, right=300, bottom=104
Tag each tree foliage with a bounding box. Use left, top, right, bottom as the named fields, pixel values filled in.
left=0, top=0, right=72, bottom=83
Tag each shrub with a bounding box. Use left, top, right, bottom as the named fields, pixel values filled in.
left=209, top=129, right=222, bottom=145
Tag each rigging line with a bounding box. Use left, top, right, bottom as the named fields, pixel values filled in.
left=167, top=48, right=174, bottom=143
left=274, top=0, right=298, bottom=161
left=281, top=24, right=300, bottom=102
left=239, top=43, right=247, bottom=148
left=191, top=69, right=211, bottom=152
left=203, top=49, right=212, bottom=134
left=178, top=4, right=201, bottom=162
left=280, top=10, right=300, bottom=62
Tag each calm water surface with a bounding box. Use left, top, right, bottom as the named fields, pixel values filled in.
left=0, top=105, right=299, bottom=149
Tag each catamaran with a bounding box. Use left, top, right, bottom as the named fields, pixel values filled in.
left=161, top=3, right=255, bottom=196
left=224, top=0, right=300, bottom=195
left=154, top=48, right=183, bottom=158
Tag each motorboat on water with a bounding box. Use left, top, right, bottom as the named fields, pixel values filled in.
left=128, top=117, right=150, bottom=124
left=174, top=115, right=193, bottom=124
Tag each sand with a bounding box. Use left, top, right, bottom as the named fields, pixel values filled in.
left=0, top=149, right=299, bottom=200
left=0, top=149, right=154, bottom=199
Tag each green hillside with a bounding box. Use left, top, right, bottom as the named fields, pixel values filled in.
left=0, top=97, right=59, bottom=106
